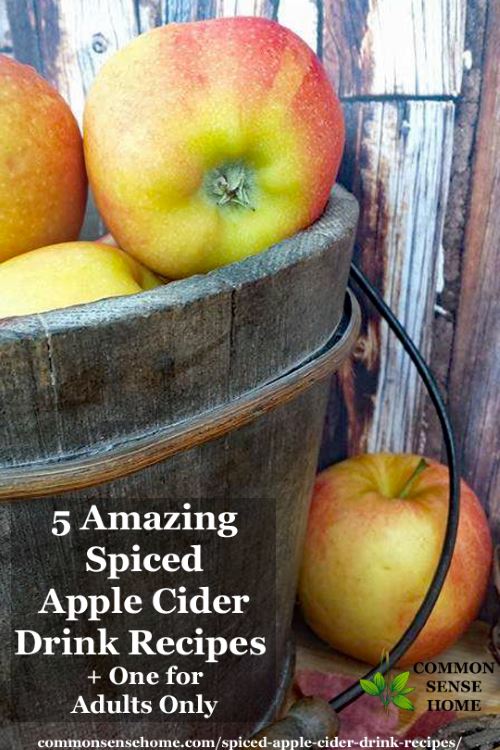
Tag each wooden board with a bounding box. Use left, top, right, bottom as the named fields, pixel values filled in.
left=323, top=0, right=465, bottom=97
left=423, top=0, right=489, bottom=460
left=0, top=0, right=11, bottom=53
left=137, top=0, right=275, bottom=27
left=276, top=0, right=319, bottom=53
left=136, top=0, right=165, bottom=29
left=7, top=0, right=138, bottom=123
left=447, top=0, right=500, bottom=620
left=217, top=0, right=275, bottom=19
left=138, top=0, right=211, bottom=27
left=294, top=619, right=500, bottom=730
left=323, top=100, right=455, bottom=459
left=7, top=0, right=465, bottom=107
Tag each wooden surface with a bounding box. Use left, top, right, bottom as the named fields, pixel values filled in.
left=0, top=188, right=358, bottom=746
left=1, top=0, right=499, bottom=609
left=0, top=292, right=360, bottom=500
left=447, top=0, right=500, bottom=607
left=334, top=100, right=454, bottom=456
left=294, top=619, right=500, bottom=728
left=316, top=0, right=461, bottom=469
left=323, top=0, right=465, bottom=97
left=0, top=0, right=11, bottom=53
left=0, top=185, right=357, bottom=471
left=423, top=0, right=488, bottom=462
left=1, top=385, right=327, bottom=747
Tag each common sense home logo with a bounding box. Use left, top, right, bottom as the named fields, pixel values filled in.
left=361, top=659, right=498, bottom=713
left=360, top=670, right=415, bottom=712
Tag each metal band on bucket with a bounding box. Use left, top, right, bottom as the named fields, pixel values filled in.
left=0, top=291, right=361, bottom=501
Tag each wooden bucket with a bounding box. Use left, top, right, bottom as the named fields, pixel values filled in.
left=0, top=185, right=360, bottom=746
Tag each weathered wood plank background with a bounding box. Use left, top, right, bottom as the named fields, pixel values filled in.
left=2, top=0, right=499, bottom=615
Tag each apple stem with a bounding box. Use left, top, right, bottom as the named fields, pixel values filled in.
left=398, top=458, right=429, bottom=499
left=206, top=161, right=255, bottom=211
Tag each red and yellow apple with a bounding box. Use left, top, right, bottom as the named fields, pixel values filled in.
left=299, top=454, right=493, bottom=666
left=0, top=55, right=87, bottom=262
left=0, top=242, right=161, bottom=318
left=84, top=17, right=344, bottom=279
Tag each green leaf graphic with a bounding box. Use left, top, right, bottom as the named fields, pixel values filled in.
left=399, top=687, right=415, bottom=695
left=373, top=672, right=386, bottom=692
left=390, top=671, right=410, bottom=693
left=392, top=694, right=415, bottom=711
left=360, top=679, right=381, bottom=696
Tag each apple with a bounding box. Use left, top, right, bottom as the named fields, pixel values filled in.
left=299, top=454, right=493, bottom=666
left=0, top=242, right=161, bottom=318
left=83, top=17, right=344, bottom=279
left=0, top=55, right=87, bottom=262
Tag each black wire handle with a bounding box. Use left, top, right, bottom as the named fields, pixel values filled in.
left=331, top=261, right=461, bottom=712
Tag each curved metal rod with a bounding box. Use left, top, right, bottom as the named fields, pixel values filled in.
left=254, top=262, right=460, bottom=742
left=0, top=291, right=361, bottom=501
left=330, top=262, right=460, bottom=712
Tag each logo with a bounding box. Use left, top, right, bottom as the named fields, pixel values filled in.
left=360, top=669, right=415, bottom=711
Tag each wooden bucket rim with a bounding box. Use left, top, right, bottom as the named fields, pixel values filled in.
left=0, top=184, right=358, bottom=341
left=0, top=291, right=361, bottom=501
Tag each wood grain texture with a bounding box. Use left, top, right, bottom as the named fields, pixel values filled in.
left=323, top=0, right=465, bottom=97
left=0, top=0, right=11, bottom=53
left=491, top=546, right=500, bottom=662
left=0, top=186, right=357, bottom=471
left=276, top=0, right=319, bottom=52
left=0, top=188, right=358, bottom=747
left=448, top=0, right=500, bottom=603
left=138, top=0, right=276, bottom=25
left=332, top=100, right=455, bottom=457
left=3, top=0, right=499, bottom=609
left=135, top=0, right=164, bottom=30
left=0, top=293, right=360, bottom=500
left=136, top=0, right=211, bottom=27
left=432, top=716, right=500, bottom=750
left=424, top=0, right=489, bottom=460
left=217, top=0, right=275, bottom=19
left=7, top=0, right=138, bottom=121
left=1, top=384, right=330, bottom=746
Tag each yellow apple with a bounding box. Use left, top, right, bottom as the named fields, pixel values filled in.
left=0, top=242, right=161, bottom=318
left=299, top=454, right=493, bottom=666
left=0, top=55, right=87, bottom=262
